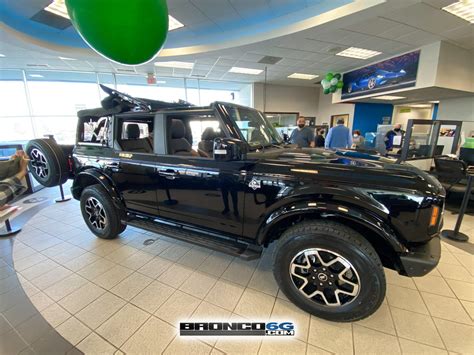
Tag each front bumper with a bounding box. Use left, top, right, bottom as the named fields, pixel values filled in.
left=398, top=235, right=441, bottom=277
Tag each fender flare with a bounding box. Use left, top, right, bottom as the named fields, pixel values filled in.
left=71, top=169, right=125, bottom=213
left=256, top=200, right=406, bottom=253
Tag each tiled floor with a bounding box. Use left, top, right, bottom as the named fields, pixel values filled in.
left=0, top=184, right=473, bottom=354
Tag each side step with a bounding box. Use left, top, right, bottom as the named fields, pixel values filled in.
left=126, top=216, right=262, bottom=261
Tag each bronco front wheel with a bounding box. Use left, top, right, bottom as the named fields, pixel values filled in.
left=273, top=220, right=385, bottom=322
left=80, top=184, right=126, bottom=239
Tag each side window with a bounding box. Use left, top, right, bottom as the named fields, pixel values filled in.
left=121, top=122, right=149, bottom=139
left=166, top=114, right=223, bottom=158
left=117, top=118, right=154, bottom=153
left=79, top=116, right=110, bottom=144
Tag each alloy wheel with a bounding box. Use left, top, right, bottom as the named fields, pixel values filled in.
left=30, top=148, right=49, bottom=179
left=368, top=78, right=376, bottom=89
left=84, top=197, right=108, bottom=230
left=289, top=248, right=360, bottom=307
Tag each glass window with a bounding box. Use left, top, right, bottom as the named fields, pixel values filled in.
left=0, top=69, right=29, bottom=117
left=0, top=116, right=35, bottom=144
left=189, top=117, right=221, bottom=150
left=225, top=105, right=283, bottom=148
left=26, top=71, right=101, bottom=116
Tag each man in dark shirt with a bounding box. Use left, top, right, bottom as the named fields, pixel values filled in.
left=384, top=124, right=405, bottom=151
left=314, top=128, right=325, bottom=147
left=290, top=117, right=315, bottom=148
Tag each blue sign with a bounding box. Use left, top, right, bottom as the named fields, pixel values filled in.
left=341, top=50, right=420, bottom=99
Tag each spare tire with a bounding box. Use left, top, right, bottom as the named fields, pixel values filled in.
left=26, top=139, right=69, bottom=187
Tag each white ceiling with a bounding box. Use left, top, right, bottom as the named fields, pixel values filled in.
left=0, top=0, right=473, bottom=87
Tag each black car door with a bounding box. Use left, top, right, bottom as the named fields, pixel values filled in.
left=155, top=156, right=248, bottom=236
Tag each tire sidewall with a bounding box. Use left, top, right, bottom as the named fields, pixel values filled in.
left=275, top=231, right=384, bottom=321
left=26, top=139, right=68, bottom=187
left=80, top=186, right=120, bottom=239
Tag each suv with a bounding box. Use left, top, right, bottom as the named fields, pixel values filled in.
left=26, top=85, right=443, bottom=322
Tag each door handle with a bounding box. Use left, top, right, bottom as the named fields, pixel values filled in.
left=106, top=162, right=122, bottom=172
left=158, top=169, right=178, bottom=180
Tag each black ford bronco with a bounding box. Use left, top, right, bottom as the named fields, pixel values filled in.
left=26, top=85, right=443, bottom=322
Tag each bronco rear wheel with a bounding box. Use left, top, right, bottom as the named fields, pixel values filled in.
left=273, top=220, right=385, bottom=322
left=80, top=184, right=126, bottom=239
left=26, top=138, right=69, bottom=187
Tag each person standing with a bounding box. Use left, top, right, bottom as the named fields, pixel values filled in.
left=325, top=119, right=352, bottom=149
left=290, top=116, right=315, bottom=148
left=384, top=124, right=405, bottom=151
left=314, top=128, right=325, bottom=147
left=352, top=130, right=365, bottom=149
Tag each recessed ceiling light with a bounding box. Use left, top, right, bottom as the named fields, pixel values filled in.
left=229, top=67, right=263, bottom=75
left=156, top=80, right=166, bottom=84
left=154, top=61, right=194, bottom=69
left=58, top=56, right=76, bottom=61
left=336, top=47, right=382, bottom=59
left=168, top=15, right=184, bottom=31
left=288, top=73, right=319, bottom=80
left=44, top=0, right=69, bottom=19
left=442, top=1, right=474, bottom=24
left=372, top=95, right=406, bottom=100
left=408, top=104, right=432, bottom=108
left=43, top=1, right=186, bottom=30
left=29, top=74, right=44, bottom=78
left=429, top=100, right=440, bottom=104
left=0, top=54, right=5, bottom=57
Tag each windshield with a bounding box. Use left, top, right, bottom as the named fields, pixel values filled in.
left=225, top=105, right=283, bottom=147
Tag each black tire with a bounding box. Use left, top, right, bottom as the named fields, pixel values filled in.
left=273, top=220, right=385, bottom=322
left=26, top=139, right=69, bottom=187
left=80, top=184, right=126, bottom=239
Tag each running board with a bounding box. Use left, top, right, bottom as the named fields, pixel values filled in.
left=126, top=216, right=262, bottom=260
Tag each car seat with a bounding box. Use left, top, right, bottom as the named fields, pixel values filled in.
left=120, top=123, right=153, bottom=153
left=169, top=119, right=193, bottom=155
left=198, top=127, right=221, bottom=157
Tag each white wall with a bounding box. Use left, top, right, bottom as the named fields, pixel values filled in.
left=253, top=83, right=319, bottom=117
left=437, top=96, right=474, bottom=138
left=392, top=106, right=433, bottom=128
left=436, top=42, right=474, bottom=92
left=316, top=89, right=355, bottom=128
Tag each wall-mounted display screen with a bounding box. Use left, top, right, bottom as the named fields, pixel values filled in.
left=341, top=50, right=420, bottom=99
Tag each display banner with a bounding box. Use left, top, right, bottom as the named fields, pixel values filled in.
left=341, top=50, right=420, bottom=99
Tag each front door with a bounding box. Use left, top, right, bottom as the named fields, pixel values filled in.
left=155, top=156, right=247, bottom=236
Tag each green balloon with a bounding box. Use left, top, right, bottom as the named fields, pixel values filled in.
left=66, top=0, right=169, bottom=65
left=325, top=72, right=334, bottom=81
left=334, top=73, right=342, bottom=80
left=330, top=86, right=337, bottom=93
left=323, top=88, right=330, bottom=95
left=337, top=81, right=344, bottom=89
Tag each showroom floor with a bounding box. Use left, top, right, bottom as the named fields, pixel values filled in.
left=0, top=185, right=473, bottom=355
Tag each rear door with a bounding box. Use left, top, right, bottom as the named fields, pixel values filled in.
left=109, top=113, right=159, bottom=215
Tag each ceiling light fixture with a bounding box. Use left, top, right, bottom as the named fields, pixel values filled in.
left=29, top=74, right=44, bottom=78
left=336, top=47, right=382, bottom=59
left=168, top=15, right=184, bottom=31
left=44, top=0, right=69, bottom=19
left=288, top=73, right=319, bottom=80
left=0, top=54, right=5, bottom=57
left=429, top=100, right=440, bottom=104
left=154, top=61, right=194, bottom=69
left=43, top=1, right=186, bottom=30
left=58, top=56, right=76, bottom=61
left=372, top=95, right=406, bottom=100
left=442, top=1, right=474, bottom=24
left=229, top=67, right=263, bottom=75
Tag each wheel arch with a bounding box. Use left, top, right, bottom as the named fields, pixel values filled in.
left=257, top=202, right=406, bottom=271
left=72, top=169, right=125, bottom=213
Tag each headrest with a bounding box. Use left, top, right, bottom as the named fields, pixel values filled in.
left=126, top=124, right=140, bottom=139
left=201, top=127, right=220, bottom=140
left=171, top=119, right=186, bottom=139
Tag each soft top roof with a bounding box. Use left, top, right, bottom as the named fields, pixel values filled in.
left=77, top=85, right=195, bottom=119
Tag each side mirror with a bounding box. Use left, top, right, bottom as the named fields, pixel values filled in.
left=213, top=138, right=248, bottom=161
